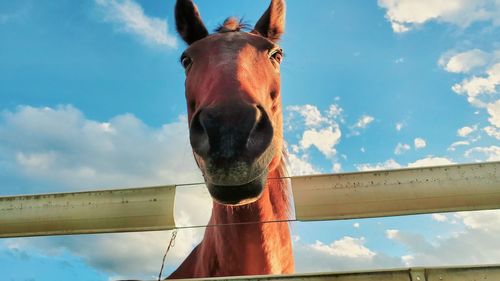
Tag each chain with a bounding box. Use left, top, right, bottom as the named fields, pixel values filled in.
left=158, top=229, right=178, bottom=281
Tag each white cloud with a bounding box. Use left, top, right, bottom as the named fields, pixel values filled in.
left=394, top=142, right=411, bottom=155
left=287, top=153, right=320, bottom=176
left=332, top=163, right=342, bottom=173
left=455, top=210, right=500, bottom=232
left=350, top=115, right=374, bottom=136
left=457, top=125, right=477, bottom=137
left=353, top=223, right=360, bottom=229
left=285, top=104, right=343, bottom=175
left=378, top=0, right=500, bottom=33
left=310, top=236, right=375, bottom=258
left=386, top=210, right=500, bottom=267
left=327, top=104, right=343, bottom=119
left=414, top=138, right=426, bottom=149
left=395, top=122, right=404, bottom=131
left=356, top=159, right=402, bottom=171
left=487, top=99, right=500, bottom=127
left=439, top=49, right=490, bottom=73
left=407, top=156, right=454, bottom=168
left=357, top=156, right=454, bottom=172
left=440, top=49, right=500, bottom=141
left=401, top=255, right=414, bottom=267
left=447, top=140, right=470, bottom=151
left=0, top=105, right=202, bottom=190
left=293, top=236, right=402, bottom=273
left=285, top=104, right=342, bottom=162
left=287, top=104, right=326, bottom=128
left=386, top=229, right=400, bottom=239
left=6, top=222, right=205, bottom=279
left=354, top=115, right=374, bottom=129
left=465, top=145, right=500, bottom=161
left=299, top=126, right=341, bottom=158
left=0, top=105, right=209, bottom=278
left=285, top=104, right=344, bottom=133
left=432, top=214, right=449, bottom=222
left=484, top=126, right=500, bottom=140
left=95, top=0, right=177, bottom=49
left=452, top=63, right=500, bottom=108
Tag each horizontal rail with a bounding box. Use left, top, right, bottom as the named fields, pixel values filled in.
left=144, top=264, right=500, bottom=281
left=0, top=161, right=499, bottom=238
left=0, top=185, right=175, bottom=238
left=293, top=161, right=500, bottom=221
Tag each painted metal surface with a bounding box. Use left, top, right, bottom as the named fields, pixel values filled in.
left=136, top=264, right=500, bottom=281
left=425, top=264, right=500, bottom=280
left=0, top=185, right=176, bottom=238
left=292, top=161, right=500, bottom=221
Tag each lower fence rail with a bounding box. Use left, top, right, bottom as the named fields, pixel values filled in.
left=149, top=264, right=500, bottom=281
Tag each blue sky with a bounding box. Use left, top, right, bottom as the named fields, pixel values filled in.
left=1, top=0, right=500, bottom=280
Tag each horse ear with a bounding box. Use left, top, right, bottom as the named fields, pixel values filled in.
left=175, top=0, right=209, bottom=45
left=253, top=0, right=286, bottom=42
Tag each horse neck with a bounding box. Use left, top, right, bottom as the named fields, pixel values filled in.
left=202, top=161, right=294, bottom=275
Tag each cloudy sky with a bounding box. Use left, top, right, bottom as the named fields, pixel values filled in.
left=1, top=0, right=500, bottom=280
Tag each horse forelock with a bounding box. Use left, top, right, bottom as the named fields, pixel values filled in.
left=215, top=17, right=251, bottom=33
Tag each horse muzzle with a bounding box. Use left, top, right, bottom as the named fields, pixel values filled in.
left=189, top=103, right=275, bottom=205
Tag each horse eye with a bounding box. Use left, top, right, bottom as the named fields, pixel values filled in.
left=181, top=56, right=192, bottom=70
left=269, top=49, right=283, bottom=64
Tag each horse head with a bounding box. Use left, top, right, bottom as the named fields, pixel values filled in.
left=175, top=0, right=286, bottom=205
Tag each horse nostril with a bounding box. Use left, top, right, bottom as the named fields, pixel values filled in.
left=270, top=91, right=278, bottom=100
left=189, top=110, right=210, bottom=158
left=246, top=105, right=273, bottom=158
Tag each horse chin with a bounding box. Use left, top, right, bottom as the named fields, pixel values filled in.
left=206, top=172, right=268, bottom=206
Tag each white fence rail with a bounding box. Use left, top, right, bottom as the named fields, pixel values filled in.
left=293, top=161, right=500, bottom=220
left=0, top=185, right=175, bottom=238
left=159, top=264, right=500, bottom=281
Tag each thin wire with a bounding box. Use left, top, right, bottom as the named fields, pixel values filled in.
left=155, top=191, right=296, bottom=279
left=155, top=177, right=296, bottom=278
left=155, top=218, right=295, bottom=279
left=173, top=175, right=292, bottom=188
left=171, top=176, right=296, bottom=230
left=158, top=229, right=178, bottom=281
left=174, top=218, right=296, bottom=231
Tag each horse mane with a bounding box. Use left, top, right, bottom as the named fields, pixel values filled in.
left=268, top=149, right=292, bottom=219
left=215, top=17, right=251, bottom=33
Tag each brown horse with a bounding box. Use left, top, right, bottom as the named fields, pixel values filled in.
left=169, top=0, right=293, bottom=278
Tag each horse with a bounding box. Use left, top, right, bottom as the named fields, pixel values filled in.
left=169, top=0, right=293, bottom=278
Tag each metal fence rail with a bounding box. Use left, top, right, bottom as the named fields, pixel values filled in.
left=0, top=185, right=176, bottom=238
left=1, top=161, right=499, bottom=238
left=293, top=161, right=500, bottom=221
left=147, top=264, right=500, bottom=281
